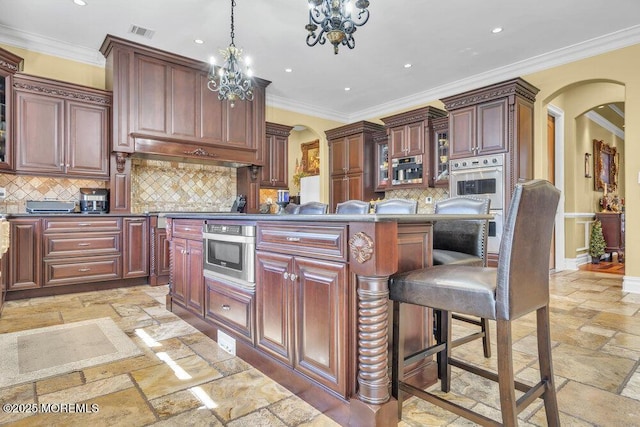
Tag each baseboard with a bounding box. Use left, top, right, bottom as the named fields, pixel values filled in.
left=623, top=275, right=640, bottom=294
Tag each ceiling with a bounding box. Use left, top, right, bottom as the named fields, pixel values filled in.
left=1, top=0, right=640, bottom=123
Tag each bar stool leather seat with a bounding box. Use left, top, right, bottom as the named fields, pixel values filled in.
left=390, top=180, right=561, bottom=426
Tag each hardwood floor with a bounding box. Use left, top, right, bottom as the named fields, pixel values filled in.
left=578, top=255, right=625, bottom=275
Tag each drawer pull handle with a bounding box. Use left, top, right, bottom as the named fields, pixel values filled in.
left=77, top=243, right=91, bottom=246
left=222, top=304, right=231, bottom=311
left=78, top=268, right=91, bottom=272
left=78, top=223, right=91, bottom=226
left=286, top=237, right=301, bottom=242
left=184, top=227, right=191, bottom=231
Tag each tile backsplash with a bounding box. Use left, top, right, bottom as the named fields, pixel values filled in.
left=0, top=173, right=106, bottom=213
left=130, top=158, right=236, bottom=213
left=383, top=187, right=449, bottom=213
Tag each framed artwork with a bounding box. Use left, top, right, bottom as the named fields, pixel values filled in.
left=301, top=139, right=320, bottom=175
left=593, top=139, right=618, bottom=193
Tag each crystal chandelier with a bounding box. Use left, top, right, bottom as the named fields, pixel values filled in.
left=208, top=0, right=253, bottom=106
left=305, top=0, right=370, bottom=54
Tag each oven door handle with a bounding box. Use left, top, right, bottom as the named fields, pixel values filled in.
left=451, top=166, right=502, bottom=176
left=202, top=233, right=255, bottom=244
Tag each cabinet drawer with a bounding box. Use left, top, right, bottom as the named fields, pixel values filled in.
left=204, top=277, right=253, bottom=342
left=257, top=223, right=347, bottom=261
left=43, top=255, right=121, bottom=287
left=172, top=219, right=204, bottom=240
left=44, top=232, right=120, bottom=257
left=43, top=218, right=122, bottom=233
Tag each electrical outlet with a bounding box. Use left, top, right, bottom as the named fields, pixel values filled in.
left=425, top=196, right=433, bottom=204
left=0, top=187, right=5, bottom=200
left=217, top=330, right=236, bottom=356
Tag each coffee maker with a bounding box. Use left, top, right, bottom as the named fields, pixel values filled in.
left=79, top=188, right=109, bottom=214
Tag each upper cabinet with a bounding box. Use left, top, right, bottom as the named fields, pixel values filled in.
left=430, top=116, right=449, bottom=188
left=13, top=74, right=111, bottom=179
left=0, top=47, right=24, bottom=171
left=442, top=77, right=539, bottom=207
left=261, top=122, right=292, bottom=189
left=441, top=78, right=538, bottom=161
left=380, top=106, right=447, bottom=190
left=100, top=35, right=269, bottom=166
left=326, top=121, right=384, bottom=211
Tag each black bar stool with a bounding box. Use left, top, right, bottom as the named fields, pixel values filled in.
left=390, top=180, right=561, bottom=426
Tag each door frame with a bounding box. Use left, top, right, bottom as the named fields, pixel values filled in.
left=547, top=104, right=566, bottom=271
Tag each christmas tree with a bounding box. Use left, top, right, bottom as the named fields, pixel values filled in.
left=589, top=219, right=606, bottom=263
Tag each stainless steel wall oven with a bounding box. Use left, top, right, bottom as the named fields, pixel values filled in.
left=450, top=153, right=506, bottom=253
left=203, top=222, right=255, bottom=288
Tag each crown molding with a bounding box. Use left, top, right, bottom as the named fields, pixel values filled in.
left=585, top=111, right=625, bottom=140
left=2, top=22, right=640, bottom=121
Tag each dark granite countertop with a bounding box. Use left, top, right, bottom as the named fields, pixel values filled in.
left=162, top=212, right=493, bottom=223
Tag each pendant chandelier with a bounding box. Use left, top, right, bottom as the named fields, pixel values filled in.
left=208, top=0, right=253, bottom=106
left=305, top=0, right=370, bottom=54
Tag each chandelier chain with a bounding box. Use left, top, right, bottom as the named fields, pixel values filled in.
left=230, top=0, right=235, bottom=46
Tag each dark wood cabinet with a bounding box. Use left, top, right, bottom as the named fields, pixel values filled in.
left=8, top=219, right=41, bottom=290
left=149, top=216, right=170, bottom=286
left=595, top=212, right=625, bottom=262
left=326, top=121, right=384, bottom=211
left=431, top=116, right=449, bottom=188
left=442, top=77, right=539, bottom=209
left=13, top=74, right=110, bottom=179
left=374, top=131, right=389, bottom=191
left=123, top=217, right=149, bottom=278
left=204, top=276, right=254, bottom=343
left=261, top=122, right=292, bottom=188
left=100, top=35, right=267, bottom=164
left=380, top=106, right=447, bottom=190
left=168, top=219, right=204, bottom=315
left=0, top=47, right=24, bottom=171
left=255, top=222, right=350, bottom=397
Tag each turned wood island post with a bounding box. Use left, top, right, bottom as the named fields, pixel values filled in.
left=347, top=220, right=399, bottom=425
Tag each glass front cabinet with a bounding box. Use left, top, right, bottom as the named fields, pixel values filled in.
left=0, top=48, right=24, bottom=171
left=374, top=130, right=389, bottom=191
left=431, top=115, right=449, bottom=188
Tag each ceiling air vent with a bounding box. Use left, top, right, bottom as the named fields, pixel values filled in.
left=128, top=25, right=155, bottom=39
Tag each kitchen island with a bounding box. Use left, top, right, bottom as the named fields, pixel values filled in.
left=164, top=212, right=491, bottom=426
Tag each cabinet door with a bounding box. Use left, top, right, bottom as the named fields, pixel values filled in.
left=330, top=138, right=347, bottom=175
left=186, top=239, right=204, bottom=315
left=345, top=133, right=364, bottom=173
left=225, top=99, right=253, bottom=149
left=170, top=238, right=187, bottom=304
left=330, top=175, right=348, bottom=211
left=477, top=98, right=508, bottom=155
left=270, top=133, right=288, bottom=188
left=449, top=106, right=476, bottom=159
left=136, top=56, right=168, bottom=135
left=123, top=217, right=149, bottom=278
left=389, top=126, right=406, bottom=157
left=66, top=101, right=109, bottom=177
left=293, top=256, right=348, bottom=397
left=256, top=251, right=294, bottom=365
left=405, top=121, right=425, bottom=156
left=14, top=91, right=65, bottom=174
left=8, top=219, right=42, bottom=290
left=168, top=64, right=198, bottom=139
left=0, top=71, right=13, bottom=170
left=198, top=73, right=225, bottom=144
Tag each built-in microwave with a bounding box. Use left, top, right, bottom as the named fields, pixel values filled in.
left=203, top=223, right=255, bottom=289
left=391, top=155, right=423, bottom=185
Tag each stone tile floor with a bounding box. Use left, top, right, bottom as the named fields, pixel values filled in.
left=0, top=269, right=639, bottom=426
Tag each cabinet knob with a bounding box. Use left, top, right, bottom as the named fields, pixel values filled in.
left=289, top=273, right=298, bottom=281
left=283, top=272, right=289, bottom=280
left=221, top=304, right=231, bottom=311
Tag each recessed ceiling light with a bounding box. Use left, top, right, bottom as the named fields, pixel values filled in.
left=491, top=27, right=503, bottom=34
left=285, top=68, right=292, bottom=73
left=598, top=105, right=605, bottom=109
left=194, top=39, right=204, bottom=44
left=73, top=0, right=87, bottom=5
left=344, top=87, right=351, bottom=91
left=404, top=63, right=412, bottom=68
